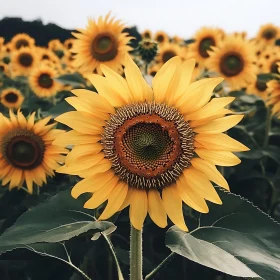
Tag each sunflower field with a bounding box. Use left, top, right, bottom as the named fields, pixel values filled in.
left=0, top=12, right=280, bottom=280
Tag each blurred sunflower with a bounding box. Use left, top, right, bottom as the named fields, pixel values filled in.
left=246, top=78, right=269, bottom=99
left=157, top=42, right=185, bottom=65
left=55, top=55, right=248, bottom=231
left=0, top=111, right=67, bottom=193
left=188, top=27, right=223, bottom=63
left=38, top=47, right=60, bottom=64
left=263, top=52, right=280, bottom=75
left=257, top=24, right=279, bottom=44
left=267, top=79, right=280, bottom=117
left=10, top=33, right=35, bottom=50
left=154, top=31, right=169, bottom=44
left=142, top=30, right=152, bottom=39
left=72, top=13, right=133, bottom=74
left=64, top=38, right=75, bottom=50
left=29, top=64, right=61, bottom=98
left=207, top=35, right=256, bottom=89
left=148, top=64, right=160, bottom=77
left=0, top=88, right=24, bottom=109
left=11, top=47, right=38, bottom=75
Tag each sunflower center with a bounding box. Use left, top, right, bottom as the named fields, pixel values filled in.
left=18, top=53, right=33, bottom=67
left=162, top=50, right=176, bottom=63
left=262, top=29, right=276, bottom=40
left=91, top=33, right=118, bottom=62
left=15, top=39, right=29, bottom=49
left=270, top=60, right=280, bottom=74
left=38, top=73, right=53, bottom=88
left=102, top=103, right=194, bottom=189
left=256, top=80, right=267, bottom=92
left=4, top=92, right=18, bottom=103
left=198, top=37, right=215, bottom=58
left=1, top=129, right=45, bottom=169
left=156, top=35, right=164, bottom=43
left=220, top=52, right=244, bottom=77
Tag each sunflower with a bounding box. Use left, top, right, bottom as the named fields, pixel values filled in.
left=0, top=111, right=67, bottom=193
left=148, top=64, right=160, bottom=77
left=10, top=33, right=35, bottom=50
left=188, top=27, right=224, bottom=64
left=72, top=13, right=133, bottom=75
left=267, top=80, right=280, bottom=117
left=142, top=30, right=152, bottom=39
left=156, top=42, right=186, bottom=65
left=29, top=64, right=61, bottom=98
left=207, top=35, right=257, bottom=89
left=11, top=47, right=38, bottom=76
left=154, top=31, right=169, bottom=44
left=246, top=78, right=269, bottom=99
left=54, top=55, right=248, bottom=231
left=263, top=52, right=280, bottom=75
left=0, top=88, right=24, bottom=109
left=64, top=38, right=75, bottom=50
left=256, top=24, right=280, bottom=44
left=37, top=47, right=60, bottom=64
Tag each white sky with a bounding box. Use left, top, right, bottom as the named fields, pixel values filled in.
left=1, top=0, right=279, bottom=39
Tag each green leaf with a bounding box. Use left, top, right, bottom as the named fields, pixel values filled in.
left=262, top=145, right=280, bottom=165
left=0, top=189, right=116, bottom=254
left=166, top=188, right=280, bottom=279
left=55, top=72, right=86, bottom=87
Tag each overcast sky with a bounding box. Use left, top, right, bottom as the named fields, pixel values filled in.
left=1, top=0, right=279, bottom=38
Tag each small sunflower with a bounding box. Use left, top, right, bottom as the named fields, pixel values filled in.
left=11, top=47, right=38, bottom=76
left=72, top=13, right=133, bottom=74
left=154, top=31, right=169, bottom=44
left=29, top=64, right=61, bottom=98
left=257, top=24, right=280, bottom=44
left=0, top=88, right=24, bottom=109
left=64, top=38, right=75, bottom=50
left=246, top=78, right=269, bottom=99
left=55, top=55, right=248, bottom=231
left=267, top=80, right=280, bottom=117
left=142, top=30, right=152, bottom=39
left=188, top=27, right=223, bottom=63
left=263, top=52, right=280, bottom=75
left=0, top=37, right=5, bottom=52
left=0, top=111, right=67, bottom=193
left=37, top=47, right=60, bottom=64
left=156, top=42, right=186, bottom=65
left=207, top=35, right=257, bottom=89
left=10, top=33, right=35, bottom=50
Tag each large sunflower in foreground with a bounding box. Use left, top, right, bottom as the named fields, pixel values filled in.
left=188, top=27, right=224, bottom=64
left=207, top=35, right=257, bottom=90
left=0, top=88, right=24, bottom=109
left=72, top=13, right=133, bottom=74
left=29, top=64, right=62, bottom=98
left=0, top=111, right=67, bottom=193
left=55, top=55, right=248, bottom=231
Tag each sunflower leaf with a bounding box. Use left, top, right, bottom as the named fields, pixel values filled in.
left=55, top=72, right=86, bottom=87
left=0, top=189, right=116, bottom=254
left=166, top=188, right=280, bottom=279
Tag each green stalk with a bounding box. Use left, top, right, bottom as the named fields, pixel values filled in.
left=130, top=225, right=143, bottom=280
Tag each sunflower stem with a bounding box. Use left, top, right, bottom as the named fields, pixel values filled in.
left=144, top=252, right=176, bottom=280
left=144, top=63, right=149, bottom=75
left=130, top=225, right=143, bottom=280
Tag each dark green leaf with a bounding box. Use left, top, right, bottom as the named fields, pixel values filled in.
left=0, top=189, right=116, bottom=254
left=166, top=188, right=280, bottom=279
left=262, top=145, right=280, bottom=165
left=55, top=72, right=86, bottom=87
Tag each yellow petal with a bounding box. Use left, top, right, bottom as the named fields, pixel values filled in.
left=71, top=170, right=115, bottom=198
left=195, top=149, right=241, bottom=166
left=162, top=185, right=188, bottom=231
left=77, top=159, right=112, bottom=178
left=193, top=115, right=244, bottom=133
left=55, top=111, right=104, bottom=134
left=191, top=158, right=229, bottom=190
left=99, top=181, right=128, bottom=220
left=129, top=189, right=148, bottom=230
left=176, top=176, right=209, bottom=213
left=183, top=167, right=222, bottom=204
left=195, top=133, right=249, bottom=151
left=147, top=189, right=167, bottom=228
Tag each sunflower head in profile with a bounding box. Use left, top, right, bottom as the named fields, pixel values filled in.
left=267, top=79, right=280, bottom=117
left=71, top=13, right=133, bottom=75
left=29, top=64, right=62, bottom=98
left=0, top=111, right=67, bottom=193
left=10, top=33, right=35, bottom=50
left=154, top=31, right=169, bottom=45
left=11, top=47, right=38, bottom=76
left=257, top=24, right=280, bottom=44
left=0, top=88, right=24, bottom=109
left=55, top=55, right=248, bottom=231
left=156, top=42, right=186, bottom=65
left=207, top=35, right=257, bottom=90
left=142, top=29, right=152, bottom=39
left=188, top=27, right=224, bottom=64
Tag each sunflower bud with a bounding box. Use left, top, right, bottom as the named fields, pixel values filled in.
left=137, top=40, right=158, bottom=64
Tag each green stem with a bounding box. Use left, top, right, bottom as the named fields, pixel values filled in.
left=130, top=225, right=143, bottom=280
left=263, top=108, right=272, bottom=148
left=144, top=63, right=149, bottom=75
left=144, top=252, right=176, bottom=280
